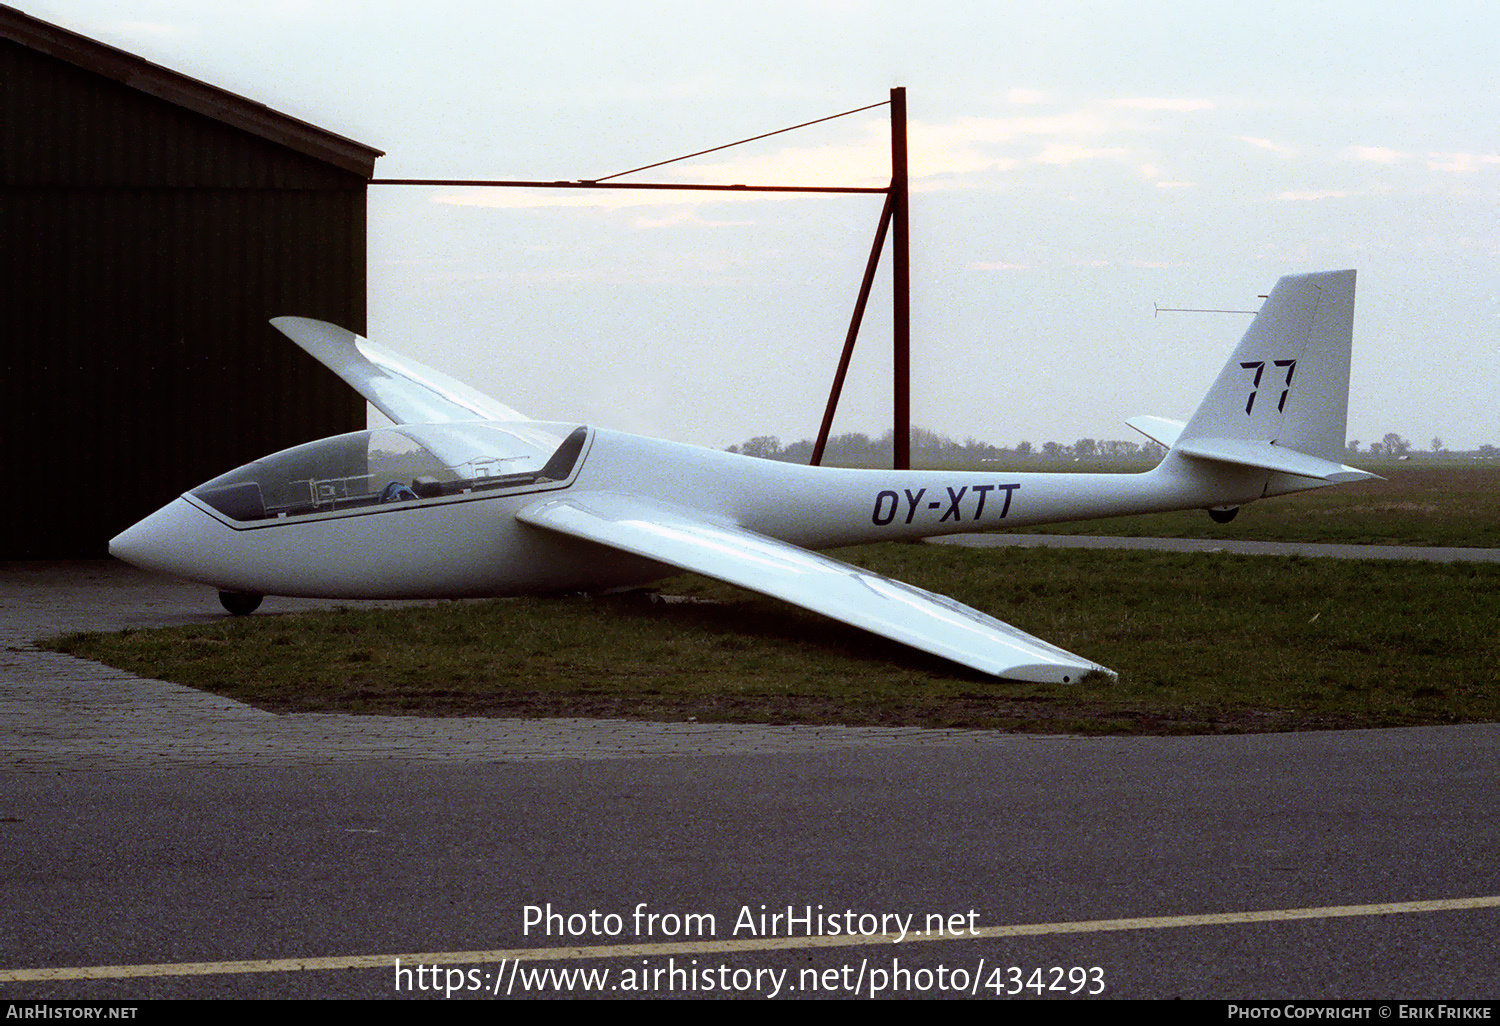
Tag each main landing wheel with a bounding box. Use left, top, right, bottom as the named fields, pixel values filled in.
left=1207, top=506, right=1240, bottom=524
left=219, top=591, right=264, bottom=615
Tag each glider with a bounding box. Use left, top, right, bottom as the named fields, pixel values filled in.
left=111, top=269, right=1374, bottom=683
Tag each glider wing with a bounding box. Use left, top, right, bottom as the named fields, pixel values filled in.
left=517, top=491, right=1112, bottom=683
left=270, top=317, right=526, bottom=424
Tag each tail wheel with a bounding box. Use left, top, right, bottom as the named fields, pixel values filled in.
left=219, top=591, right=263, bottom=615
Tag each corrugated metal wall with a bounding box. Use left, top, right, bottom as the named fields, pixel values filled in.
left=1, top=37, right=371, bottom=556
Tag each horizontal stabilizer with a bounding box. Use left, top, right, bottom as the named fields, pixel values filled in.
left=270, top=317, right=526, bottom=425
left=1126, top=416, right=1185, bottom=449
left=1176, top=437, right=1380, bottom=482
left=517, top=492, right=1113, bottom=683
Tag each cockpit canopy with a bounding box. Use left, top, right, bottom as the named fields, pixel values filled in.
left=191, top=422, right=588, bottom=522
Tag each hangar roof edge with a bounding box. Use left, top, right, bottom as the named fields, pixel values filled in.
left=1, top=4, right=384, bottom=178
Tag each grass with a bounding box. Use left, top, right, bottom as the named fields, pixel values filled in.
left=47, top=544, right=1500, bottom=735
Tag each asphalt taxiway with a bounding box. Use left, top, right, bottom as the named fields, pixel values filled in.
left=1, top=556, right=1495, bottom=1000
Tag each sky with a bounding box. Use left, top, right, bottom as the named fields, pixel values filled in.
left=26, top=0, right=1500, bottom=452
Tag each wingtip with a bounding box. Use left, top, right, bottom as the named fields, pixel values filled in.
left=999, top=661, right=1118, bottom=685
left=1328, top=466, right=1384, bottom=483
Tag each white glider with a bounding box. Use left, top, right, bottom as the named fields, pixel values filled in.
left=110, top=270, right=1375, bottom=683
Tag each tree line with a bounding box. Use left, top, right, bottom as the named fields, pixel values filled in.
left=1347, top=434, right=1499, bottom=457
left=727, top=428, right=1166, bottom=464
left=730, top=429, right=1500, bottom=463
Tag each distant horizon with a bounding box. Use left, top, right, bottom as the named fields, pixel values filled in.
left=723, top=427, right=1494, bottom=463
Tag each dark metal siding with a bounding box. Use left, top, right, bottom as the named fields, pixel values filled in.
left=2, top=38, right=365, bottom=188
left=2, top=37, right=370, bottom=557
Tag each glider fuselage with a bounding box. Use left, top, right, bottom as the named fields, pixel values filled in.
left=115, top=423, right=1285, bottom=601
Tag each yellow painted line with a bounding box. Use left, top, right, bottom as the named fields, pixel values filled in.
left=5, top=894, right=1498, bottom=983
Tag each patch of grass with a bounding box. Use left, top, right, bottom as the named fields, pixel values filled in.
left=45, top=545, right=1500, bottom=734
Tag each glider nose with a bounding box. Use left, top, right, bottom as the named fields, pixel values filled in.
left=109, top=498, right=211, bottom=578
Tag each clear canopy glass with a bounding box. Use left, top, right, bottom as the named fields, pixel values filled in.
left=192, top=422, right=587, bottom=521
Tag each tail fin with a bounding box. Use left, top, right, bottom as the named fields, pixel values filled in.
left=1168, top=269, right=1376, bottom=483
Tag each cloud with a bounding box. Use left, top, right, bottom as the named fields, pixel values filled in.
left=104, top=20, right=187, bottom=37
left=1426, top=151, right=1500, bottom=173
left=1006, top=88, right=1052, bottom=104
left=1346, top=146, right=1409, bottom=164
left=1276, top=189, right=1349, bottom=201
left=971, top=260, right=1029, bottom=270
left=1138, top=163, right=1192, bottom=185
left=630, top=210, right=756, bottom=229
left=1276, top=181, right=1396, bottom=202
left=936, top=110, right=1145, bottom=144
left=1237, top=136, right=1298, bottom=157
left=1109, top=97, right=1215, bottom=112
left=1034, top=144, right=1131, bottom=166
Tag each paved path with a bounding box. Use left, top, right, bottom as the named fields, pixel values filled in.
left=0, top=561, right=998, bottom=772
left=930, top=533, right=1500, bottom=562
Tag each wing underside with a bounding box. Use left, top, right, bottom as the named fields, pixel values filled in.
left=517, top=492, right=1113, bottom=684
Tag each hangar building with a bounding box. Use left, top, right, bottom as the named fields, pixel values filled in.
left=1, top=6, right=382, bottom=557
